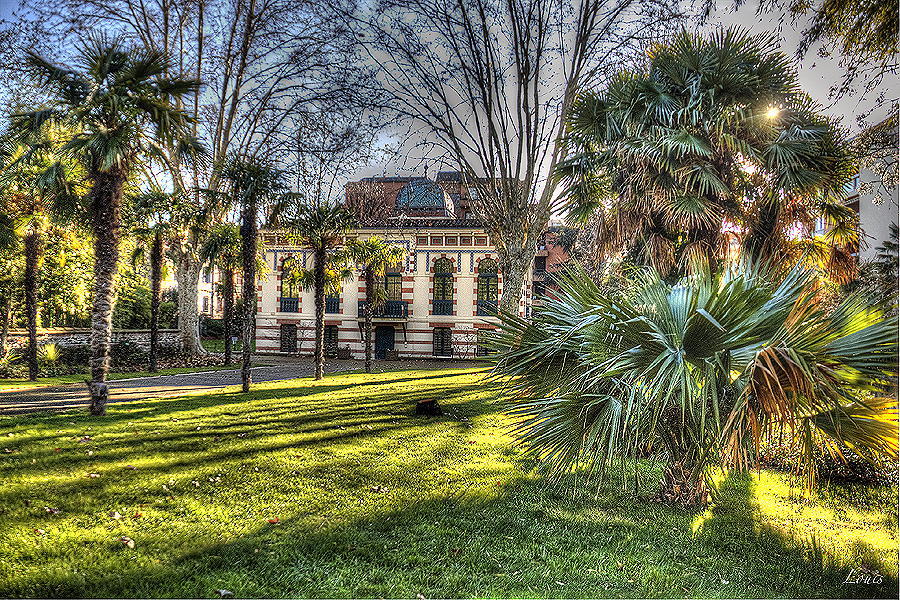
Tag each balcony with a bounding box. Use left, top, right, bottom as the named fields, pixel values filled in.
left=358, top=299, right=409, bottom=319
left=476, top=300, right=497, bottom=316
left=325, top=297, right=340, bottom=314
left=279, top=297, right=299, bottom=313
left=432, top=299, right=453, bottom=315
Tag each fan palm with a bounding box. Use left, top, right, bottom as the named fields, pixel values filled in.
left=11, top=35, right=200, bottom=414
left=214, top=156, right=287, bottom=392
left=278, top=202, right=354, bottom=379
left=200, top=224, right=243, bottom=366
left=337, top=238, right=406, bottom=373
left=128, top=190, right=177, bottom=372
left=494, top=262, right=898, bottom=506
left=0, top=127, right=81, bottom=380
left=558, top=28, right=856, bottom=281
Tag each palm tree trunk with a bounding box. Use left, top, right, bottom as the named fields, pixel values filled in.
left=24, top=224, right=41, bottom=381
left=364, top=268, right=374, bottom=374
left=223, top=267, right=234, bottom=366
left=0, top=294, right=11, bottom=358
left=314, top=247, right=326, bottom=380
left=240, top=199, right=258, bottom=393
left=149, top=230, right=163, bottom=372
left=89, top=171, right=125, bottom=416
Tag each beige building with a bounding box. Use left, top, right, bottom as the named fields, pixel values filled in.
left=253, top=173, right=532, bottom=359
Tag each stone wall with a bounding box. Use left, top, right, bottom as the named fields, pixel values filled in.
left=3, top=329, right=181, bottom=351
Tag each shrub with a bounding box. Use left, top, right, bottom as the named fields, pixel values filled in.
left=0, top=352, right=26, bottom=379
left=37, top=342, right=61, bottom=365
left=111, top=340, right=148, bottom=369
left=58, top=344, right=91, bottom=367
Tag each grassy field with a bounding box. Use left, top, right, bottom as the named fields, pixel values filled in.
left=0, top=365, right=237, bottom=391
left=0, top=368, right=896, bottom=598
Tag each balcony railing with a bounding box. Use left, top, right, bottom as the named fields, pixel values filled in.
left=432, top=299, right=453, bottom=315
left=476, top=300, right=497, bottom=316
left=325, top=297, right=340, bottom=314
left=279, top=297, right=299, bottom=313
left=358, top=299, right=409, bottom=318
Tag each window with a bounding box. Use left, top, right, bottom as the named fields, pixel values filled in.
left=280, top=324, right=297, bottom=353
left=474, top=236, right=488, bottom=246
left=202, top=296, right=209, bottom=313
left=533, top=281, right=546, bottom=297
left=430, top=236, right=443, bottom=246
left=460, top=236, right=472, bottom=246
left=325, top=289, right=340, bottom=314
left=417, top=235, right=429, bottom=246
left=477, top=259, right=498, bottom=315
left=433, top=327, right=453, bottom=357
left=534, top=256, right=547, bottom=273
left=280, top=271, right=300, bottom=312
left=324, top=325, right=339, bottom=358
left=384, top=263, right=402, bottom=301
left=445, top=236, right=458, bottom=246
left=203, top=268, right=212, bottom=284
left=477, top=329, right=496, bottom=356
left=432, top=258, right=453, bottom=315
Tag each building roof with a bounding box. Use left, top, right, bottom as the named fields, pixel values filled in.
left=396, top=179, right=454, bottom=215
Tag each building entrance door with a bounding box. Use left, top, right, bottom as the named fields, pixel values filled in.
left=279, top=324, right=297, bottom=353
left=374, top=326, right=395, bottom=359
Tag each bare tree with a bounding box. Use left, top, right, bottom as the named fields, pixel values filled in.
left=13, top=0, right=372, bottom=353
left=343, top=0, right=688, bottom=311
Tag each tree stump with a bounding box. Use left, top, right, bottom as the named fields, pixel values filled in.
left=415, top=398, right=442, bottom=416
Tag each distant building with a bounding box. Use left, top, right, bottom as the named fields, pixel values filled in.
left=844, top=116, right=899, bottom=260
left=253, top=171, right=546, bottom=359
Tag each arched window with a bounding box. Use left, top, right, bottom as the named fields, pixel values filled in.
left=432, top=258, right=454, bottom=315
left=477, top=259, right=498, bottom=316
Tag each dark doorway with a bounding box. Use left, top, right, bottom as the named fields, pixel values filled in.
left=324, top=325, right=339, bottom=358
left=279, top=324, right=297, bottom=353
left=374, top=325, right=395, bottom=359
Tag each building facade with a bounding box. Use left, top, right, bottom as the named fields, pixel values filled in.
left=253, top=172, right=536, bottom=359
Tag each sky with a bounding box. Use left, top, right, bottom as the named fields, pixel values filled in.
left=0, top=0, right=895, bottom=181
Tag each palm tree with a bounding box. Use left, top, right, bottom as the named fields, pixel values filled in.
left=0, top=129, right=80, bottom=380
left=338, top=237, right=405, bottom=373
left=11, top=35, right=200, bottom=414
left=128, top=190, right=176, bottom=373
left=279, top=203, right=354, bottom=379
left=200, top=224, right=243, bottom=366
left=558, top=28, right=856, bottom=280
left=215, top=156, right=286, bottom=392
left=494, top=262, right=898, bottom=506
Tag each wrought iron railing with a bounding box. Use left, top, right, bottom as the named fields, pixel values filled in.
left=358, top=299, right=409, bottom=318
left=476, top=300, right=497, bottom=316
left=279, top=297, right=299, bottom=313
left=432, top=299, right=453, bottom=315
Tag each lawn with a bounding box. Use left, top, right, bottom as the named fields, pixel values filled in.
left=0, top=368, right=896, bottom=598
left=0, top=365, right=238, bottom=391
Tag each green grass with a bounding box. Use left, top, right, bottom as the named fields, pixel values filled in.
left=0, top=365, right=238, bottom=391
left=0, top=368, right=896, bottom=598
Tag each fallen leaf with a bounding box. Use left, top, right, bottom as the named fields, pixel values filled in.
left=87, top=473, right=101, bottom=478
left=78, top=436, right=92, bottom=443
left=34, top=528, right=46, bottom=536
left=120, top=536, right=135, bottom=549
left=215, top=590, right=234, bottom=598
left=109, top=511, right=122, bottom=520
left=266, top=518, right=280, bottom=524
left=54, top=448, right=61, bottom=452
left=132, top=512, right=143, bottom=519
left=125, top=465, right=137, bottom=470
left=44, top=506, right=61, bottom=515
left=3, top=448, right=12, bottom=453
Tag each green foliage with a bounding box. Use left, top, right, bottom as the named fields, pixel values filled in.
left=36, top=342, right=60, bottom=364
left=559, top=28, right=856, bottom=280
left=493, top=262, right=898, bottom=496
left=0, top=369, right=896, bottom=598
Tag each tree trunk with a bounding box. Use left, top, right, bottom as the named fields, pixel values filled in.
left=364, top=268, right=373, bottom=374
left=499, top=247, right=531, bottom=314
left=0, top=294, right=11, bottom=358
left=174, top=252, right=205, bottom=355
left=24, top=224, right=41, bottom=381
left=240, top=199, right=258, bottom=393
left=89, top=172, right=125, bottom=416
left=658, top=460, right=708, bottom=507
left=149, top=230, right=163, bottom=372
left=223, top=267, right=234, bottom=365
left=313, top=247, right=326, bottom=380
